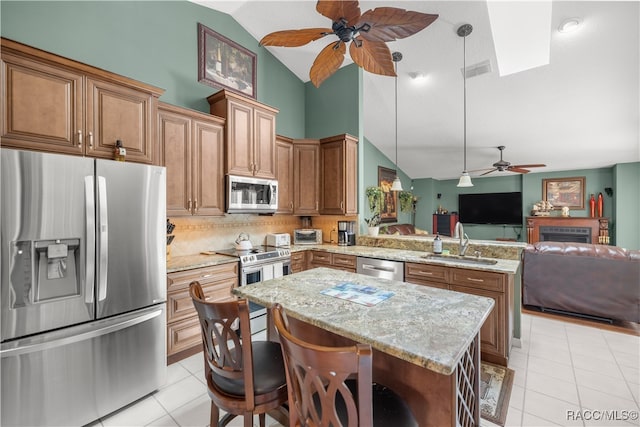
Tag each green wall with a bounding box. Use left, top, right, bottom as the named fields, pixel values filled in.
left=0, top=0, right=306, bottom=138
left=363, top=139, right=412, bottom=233
left=613, top=162, right=640, bottom=250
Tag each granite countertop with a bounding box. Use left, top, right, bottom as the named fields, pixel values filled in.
left=167, top=253, right=238, bottom=273
left=233, top=267, right=494, bottom=375
left=291, top=244, right=521, bottom=274
left=168, top=243, right=521, bottom=274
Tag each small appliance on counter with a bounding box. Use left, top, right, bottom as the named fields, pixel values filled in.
left=266, top=233, right=290, bottom=247
left=338, top=220, right=356, bottom=246
left=293, top=229, right=322, bottom=245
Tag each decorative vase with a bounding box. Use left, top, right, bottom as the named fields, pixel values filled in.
left=368, top=226, right=380, bottom=237
left=597, top=192, right=603, bottom=217
left=589, top=194, right=596, bottom=218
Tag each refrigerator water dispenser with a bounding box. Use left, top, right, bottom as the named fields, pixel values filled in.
left=34, top=239, right=80, bottom=302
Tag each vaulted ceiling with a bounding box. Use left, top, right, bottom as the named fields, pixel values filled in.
left=194, top=1, right=639, bottom=180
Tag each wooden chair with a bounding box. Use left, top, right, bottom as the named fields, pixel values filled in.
left=272, top=303, right=417, bottom=427
left=189, top=281, right=288, bottom=427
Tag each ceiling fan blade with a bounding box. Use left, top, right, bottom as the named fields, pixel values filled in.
left=508, top=167, right=531, bottom=174
left=356, top=7, right=438, bottom=42
left=316, top=0, right=361, bottom=26
left=349, top=38, right=395, bottom=76
left=468, top=168, right=493, bottom=173
left=510, top=164, right=546, bottom=168
left=260, top=28, right=332, bottom=47
left=310, top=41, right=346, bottom=88
left=480, top=168, right=498, bottom=176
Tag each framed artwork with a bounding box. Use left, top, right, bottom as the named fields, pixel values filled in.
left=542, top=177, right=586, bottom=209
left=378, top=166, right=398, bottom=223
left=198, top=23, right=256, bottom=99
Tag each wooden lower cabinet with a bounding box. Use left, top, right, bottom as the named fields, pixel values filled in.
left=405, top=262, right=513, bottom=366
left=166, top=262, right=238, bottom=364
left=291, top=251, right=307, bottom=273
left=308, top=251, right=356, bottom=272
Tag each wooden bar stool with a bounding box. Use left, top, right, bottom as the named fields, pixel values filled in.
left=190, top=282, right=288, bottom=427
left=272, top=303, right=417, bottom=427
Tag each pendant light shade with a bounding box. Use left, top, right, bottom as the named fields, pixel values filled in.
left=457, top=24, right=474, bottom=188
left=457, top=172, right=473, bottom=187
left=391, top=176, right=403, bottom=191
left=391, top=51, right=403, bottom=192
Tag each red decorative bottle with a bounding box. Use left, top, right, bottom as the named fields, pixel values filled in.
left=597, top=192, right=603, bottom=217
left=589, top=194, right=596, bottom=218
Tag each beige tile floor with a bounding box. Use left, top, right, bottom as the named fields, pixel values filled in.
left=91, top=313, right=640, bottom=427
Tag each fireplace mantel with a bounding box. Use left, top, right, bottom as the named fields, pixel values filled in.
left=526, top=216, right=609, bottom=244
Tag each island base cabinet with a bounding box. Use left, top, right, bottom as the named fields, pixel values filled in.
left=450, top=284, right=505, bottom=366
left=284, top=316, right=482, bottom=427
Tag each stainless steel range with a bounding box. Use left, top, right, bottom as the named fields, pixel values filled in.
left=217, top=246, right=291, bottom=333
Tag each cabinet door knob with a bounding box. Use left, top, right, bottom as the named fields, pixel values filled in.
left=88, top=132, right=93, bottom=148
left=194, top=199, right=198, bottom=212
left=188, top=199, right=192, bottom=210
left=340, top=201, right=344, bottom=210
left=77, top=130, right=83, bottom=147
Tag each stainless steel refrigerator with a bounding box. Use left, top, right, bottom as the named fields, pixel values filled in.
left=1, top=148, right=167, bottom=426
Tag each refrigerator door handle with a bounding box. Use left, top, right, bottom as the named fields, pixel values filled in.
left=97, top=176, right=108, bottom=301
left=84, top=176, right=96, bottom=304
left=0, top=308, right=163, bottom=358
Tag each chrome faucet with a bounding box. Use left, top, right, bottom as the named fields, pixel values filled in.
left=455, top=222, right=470, bottom=256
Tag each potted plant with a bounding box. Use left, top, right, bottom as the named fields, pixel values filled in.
left=365, top=186, right=383, bottom=235
left=399, top=191, right=415, bottom=213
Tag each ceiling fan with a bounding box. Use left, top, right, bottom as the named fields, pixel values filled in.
left=471, top=146, right=546, bottom=176
left=259, top=0, right=438, bottom=87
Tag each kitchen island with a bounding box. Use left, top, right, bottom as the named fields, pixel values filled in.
left=234, top=267, right=494, bottom=426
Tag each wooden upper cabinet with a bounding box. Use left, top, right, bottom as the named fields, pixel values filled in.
left=319, top=134, right=358, bottom=215
left=1, top=38, right=163, bottom=164
left=85, top=77, right=157, bottom=163
left=207, top=90, right=278, bottom=179
left=159, top=102, right=225, bottom=217
left=293, top=139, right=320, bottom=215
left=1, top=50, right=84, bottom=154
left=275, top=135, right=294, bottom=214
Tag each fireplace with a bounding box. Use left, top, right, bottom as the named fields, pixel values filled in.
left=526, top=216, right=609, bottom=244
left=539, top=226, right=591, bottom=243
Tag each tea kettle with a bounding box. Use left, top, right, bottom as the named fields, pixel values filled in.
left=235, top=232, right=253, bottom=250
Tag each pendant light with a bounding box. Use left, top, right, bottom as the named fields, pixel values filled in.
left=390, top=51, right=403, bottom=192
left=457, top=24, right=474, bottom=187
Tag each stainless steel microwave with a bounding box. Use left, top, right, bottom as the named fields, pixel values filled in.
left=227, top=175, right=278, bottom=213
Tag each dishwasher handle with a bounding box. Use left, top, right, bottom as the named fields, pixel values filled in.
left=356, top=257, right=404, bottom=282
left=361, top=263, right=397, bottom=273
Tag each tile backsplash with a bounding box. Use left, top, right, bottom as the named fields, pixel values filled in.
left=168, top=214, right=359, bottom=256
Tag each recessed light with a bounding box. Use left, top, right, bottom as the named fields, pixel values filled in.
left=558, top=17, right=582, bottom=33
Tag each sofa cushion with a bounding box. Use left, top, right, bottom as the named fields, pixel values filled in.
left=383, top=224, right=416, bottom=235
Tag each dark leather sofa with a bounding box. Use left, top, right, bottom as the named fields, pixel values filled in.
left=522, top=241, right=640, bottom=323
left=381, top=224, right=430, bottom=235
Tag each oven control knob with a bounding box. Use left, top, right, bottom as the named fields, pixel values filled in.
left=250, top=255, right=256, bottom=262
left=242, top=256, right=248, bottom=263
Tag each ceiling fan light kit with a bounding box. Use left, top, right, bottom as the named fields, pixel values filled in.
left=457, top=23, right=474, bottom=188
left=259, top=0, right=438, bottom=87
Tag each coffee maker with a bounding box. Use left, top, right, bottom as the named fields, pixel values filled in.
left=338, top=220, right=356, bottom=246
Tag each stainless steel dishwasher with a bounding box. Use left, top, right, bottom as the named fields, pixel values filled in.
left=356, top=257, right=404, bottom=281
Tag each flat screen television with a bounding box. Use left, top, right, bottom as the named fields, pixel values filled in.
left=458, top=192, right=523, bottom=225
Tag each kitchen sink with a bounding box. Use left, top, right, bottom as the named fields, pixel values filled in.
left=421, top=253, right=498, bottom=265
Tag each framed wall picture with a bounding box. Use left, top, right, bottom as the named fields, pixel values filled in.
left=542, top=177, right=586, bottom=209
left=378, top=166, right=398, bottom=223
left=198, top=23, right=256, bottom=99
